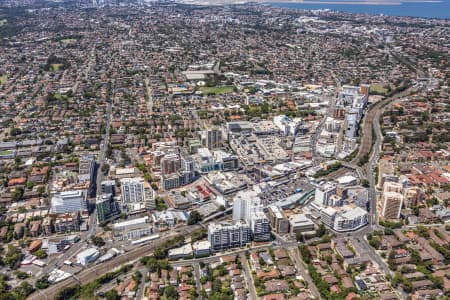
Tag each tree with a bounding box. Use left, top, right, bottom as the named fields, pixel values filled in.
left=11, top=187, right=24, bottom=202
left=35, top=275, right=50, bottom=289
left=105, top=289, right=120, bottom=300
left=15, top=270, right=29, bottom=280
left=187, top=210, right=202, bottom=225
left=163, top=285, right=178, bottom=300
left=34, top=249, right=48, bottom=259
left=316, top=223, right=326, bottom=237
left=101, top=163, right=110, bottom=174
left=91, top=236, right=105, bottom=247
left=4, top=245, right=22, bottom=269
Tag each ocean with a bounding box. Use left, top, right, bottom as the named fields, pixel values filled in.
left=269, top=1, right=450, bottom=19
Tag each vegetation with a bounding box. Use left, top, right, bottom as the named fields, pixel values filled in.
left=0, top=74, right=7, bottom=84
left=379, top=219, right=402, bottom=229
left=54, top=264, right=133, bottom=299
left=155, top=197, right=167, bottom=211
left=187, top=210, right=202, bottom=225
left=191, top=228, right=207, bottom=243
left=34, top=249, right=47, bottom=259
left=35, top=275, right=50, bottom=289
left=90, top=236, right=105, bottom=247
left=0, top=274, right=35, bottom=300
left=199, top=85, right=235, bottom=95
left=4, top=245, right=23, bottom=269
left=313, top=162, right=342, bottom=178
left=151, top=235, right=185, bottom=260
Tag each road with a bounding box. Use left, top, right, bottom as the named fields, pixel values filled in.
left=311, top=91, right=337, bottom=166
left=135, top=266, right=147, bottom=300
left=239, top=252, right=258, bottom=300
left=143, top=76, right=153, bottom=114
left=193, top=263, right=202, bottom=299
left=288, top=248, right=321, bottom=299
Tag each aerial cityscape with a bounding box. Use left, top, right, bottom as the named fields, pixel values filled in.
left=0, top=0, right=449, bottom=299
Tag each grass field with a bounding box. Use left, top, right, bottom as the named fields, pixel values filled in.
left=200, top=86, right=235, bottom=95
left=370, top=83, right=392, bottom=95
left=61, top=38, right=77, bottom=44
left=0, top=150, right=13, bottom=156
left=54, top=93, right=67, bottom=101
left=51, top=64, right=63, bottom=71
left=0, top=75, right=7, bottom=84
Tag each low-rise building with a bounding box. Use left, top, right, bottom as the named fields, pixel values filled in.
left=112, top=216, right=152, bottom=241
left=76, top=248, right=99, bottom=266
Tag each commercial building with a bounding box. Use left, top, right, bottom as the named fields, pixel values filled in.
left=208, top=221, right=251, bottom=251
left=267, top=205, right=290, bottom=234
left=51, top=190, right=87, bottom=214
left=318, top=205, right=368, bottom=232
left=273, top=115, right=302, bottom=136
left=76, top=248, right=99, bottom=266
left=193, top=240, right=211, bottom=257
left=315, top=183, right=337, bottom=207
left=195, top=148, right=239, bottom=174
left=289, top=214, right=315, bottom=234
left=333, top=206, right=368, bottom=232
left=168, top=244, right=193, bottom=260
left=53, top=212, right=81, bottom=233
left=78, top=155, right=95, bottom=183
left=112, top=216, right=152, bottom=241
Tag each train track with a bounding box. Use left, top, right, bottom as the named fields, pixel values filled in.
left=28, top=225, right=201, bottom=299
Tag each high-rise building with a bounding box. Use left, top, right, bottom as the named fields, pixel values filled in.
left=267, top=205, right=290, bottom=234
left=96, top=194, right=120, bottom=223
left=208, top=222, right=251, bottom=251
left=201, top=128, right=222, bottom=149
left=160, top=150, right=196, bottom=190
left=315, top=183, right=337, bottom=207
left=381, top=192, right=403, bottom=219
left=383, top=181, right=403, bottom=194
left=250, top=212, right=271, bottom=242
left=51, top=190, right=87, bottom=214
left=101, top=180, right=116, bottom=196
left=232, top=190, right=262, bottom=222
left=120, top=177, right=155, bottom=208
left=161, top=153, right=181, bottom=176
left=78, top=155, right=96, bottom=183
